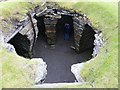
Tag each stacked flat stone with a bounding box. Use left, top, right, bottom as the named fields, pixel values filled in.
left=44, top=16, right=58, bottom=45
left=73, top=16, right=84, bottom=53
left=5, top=2, right=103, bottom=58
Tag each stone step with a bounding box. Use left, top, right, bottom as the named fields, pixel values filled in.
left=34, top=82, right=82, bottom=88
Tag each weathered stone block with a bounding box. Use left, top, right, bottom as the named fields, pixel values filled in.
left=44, top=17, right=58, bottom=25
left=45, top=29, right=56, bottom=45
left=74, top=35, right=81, bottom=41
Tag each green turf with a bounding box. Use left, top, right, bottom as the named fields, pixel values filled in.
left=60, top=2, right=118, bottom=88
left=0, top=1, right=42, bottom=88
left=0, top=1, right=118, bottom=88
left=0, top=1, right=42, bottom=33
left=0, top=48, right=34, bottom=88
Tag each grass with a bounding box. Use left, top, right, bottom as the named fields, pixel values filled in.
left=0, top=46, right=45, bottom=88
left=0, top=1, right=42, bottom=34
left=0, top=1, right=42, bottom=20
left=0, top=0, right=118, bottom=88
left=59, top=2, right=118, bottom=88
left=0, top=48, right=34, bottom=88
left=0, top=1, right=43, bottom=88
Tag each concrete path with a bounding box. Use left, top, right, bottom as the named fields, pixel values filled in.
left=33, top=29, right=92, bottom=83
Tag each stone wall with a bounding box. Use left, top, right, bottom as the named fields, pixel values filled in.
left=73, top=16, right=84, bottom=53
left=7, top=14, right=38, bottom=58
left=19, top=18, right=38, bottom=54
left=79, top=24, right=96, bottom=53
left=73, top=15, right=96, bottom=53
left=0, top=31, right=16, bottom=53
left=44, top=16, right=58, bottom=45
left=6, top=2, right=102, bottom=58
left=1, top=2, right=103, bottom=85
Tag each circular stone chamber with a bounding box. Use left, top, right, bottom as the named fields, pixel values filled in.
left=8, top=2, right=101, bottom=83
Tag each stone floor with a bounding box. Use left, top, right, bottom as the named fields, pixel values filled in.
left=33, top=29, right=92, bottom=83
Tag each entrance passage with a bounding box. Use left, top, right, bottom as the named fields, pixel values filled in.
left=33, top=15, right=93, bottom=83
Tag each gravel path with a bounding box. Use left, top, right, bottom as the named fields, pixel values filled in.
left=33, top=29, right=92, bottom=83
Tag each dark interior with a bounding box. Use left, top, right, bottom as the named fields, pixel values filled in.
left=56, top=15, right=74, bottom=42
left=32, top=15, right=93, bottom=83
left=79, top=24, right=96, bottom=53
left=34, top=15, right=46, bottom=39
left=8, top=33, right=31, bottom=58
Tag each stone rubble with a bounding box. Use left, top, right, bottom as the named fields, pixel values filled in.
left=92, top=31, right=103, bottom=57
left=0, top=31, right=16, bottom=53
left=31, top=58, right=47, bottom=84
left=71, top=63, right=84, bottom=82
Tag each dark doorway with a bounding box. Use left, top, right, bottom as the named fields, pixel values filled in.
left=56, top=15, right=74, bottom=43
left=8, top=33, right=31, bottom=58
left=79, top=24, right=96, bottom=53
left=34, top=15, right=46, bottom=39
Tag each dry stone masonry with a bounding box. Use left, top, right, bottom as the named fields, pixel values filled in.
left=44, top=17, right=58, bottom=45
left=2, top=2, right=103, bottom=58
left=1, top=2, right=103, bottom=84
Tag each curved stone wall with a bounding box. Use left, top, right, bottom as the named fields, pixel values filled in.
left=7, top=2, right=102, bottom=59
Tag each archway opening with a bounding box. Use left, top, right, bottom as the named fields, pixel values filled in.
left=79, top=24, right=96, bottom=53
left=8, top=33, right=31, bottom=58
left=56, top=15, right=74, bottom=43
